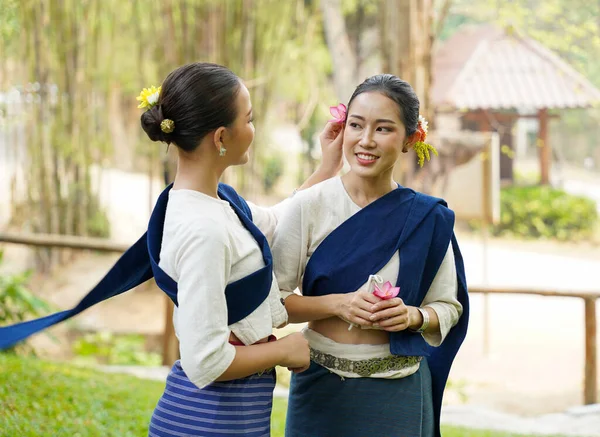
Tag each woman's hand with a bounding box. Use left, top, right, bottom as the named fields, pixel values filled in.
left=369, top=298, right=422, bottom=332
left=336, top=290, right=381, bottom=328
left=278, top=332, right=311, bottom=373
left=317, top=121, right=344, bottom=176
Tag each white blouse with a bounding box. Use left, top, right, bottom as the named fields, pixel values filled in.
left=158, top=189, right=289, bottom=389
left=271, top=177, right=462, bottom=347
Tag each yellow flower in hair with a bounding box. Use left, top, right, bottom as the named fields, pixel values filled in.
left=413, top=114, right=438, bottom=167
left=137, top=85, right=161, bottom=109
left=413, top=141, right=438, bottom=167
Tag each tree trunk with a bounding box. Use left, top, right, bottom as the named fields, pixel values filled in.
left=319, top=0, right=357, bottom=103
left=380, top=0, right=435, bottom=186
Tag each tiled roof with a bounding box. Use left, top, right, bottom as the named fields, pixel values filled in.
left=432, top=25, right=600, bottom=110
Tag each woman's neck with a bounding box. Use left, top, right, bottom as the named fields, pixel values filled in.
left=341, top=170, right=397, bottom=208
left=173, top=149, right=224, bottom=198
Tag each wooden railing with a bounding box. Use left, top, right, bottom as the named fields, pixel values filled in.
left=1, top=232, right=599, bottom=403
left=470, top=286, right=599, bottom=405
left=0, top=232, right=130, bottom=253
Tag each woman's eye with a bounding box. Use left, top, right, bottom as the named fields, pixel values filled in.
left=349, top=122, right=361, bottom=129
left=377, top=126, right=392, bottom=132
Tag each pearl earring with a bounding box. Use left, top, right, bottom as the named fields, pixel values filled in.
left=219, top=147, right=227, bottom=157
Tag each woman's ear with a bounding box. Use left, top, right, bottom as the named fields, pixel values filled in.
left=402, top=131, right=419, bottom=153
left=212, top=127, right=227, bottom=154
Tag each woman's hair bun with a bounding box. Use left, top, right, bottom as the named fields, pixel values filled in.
left=140, top=105, right=167, bottom=143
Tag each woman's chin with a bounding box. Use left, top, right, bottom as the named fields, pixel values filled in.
left=234, top=151, right=250, bottom=166
left=349, top=161, right=380, bottom=177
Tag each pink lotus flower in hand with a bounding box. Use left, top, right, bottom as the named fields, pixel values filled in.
left=329, top=103, right=347, bottom=123
left=373, top=281, right=400, bottom=300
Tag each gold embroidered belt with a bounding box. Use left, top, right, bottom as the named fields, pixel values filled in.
left=310, top=347, right=422, bottom=377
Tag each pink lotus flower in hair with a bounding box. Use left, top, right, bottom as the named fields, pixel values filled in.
left=329, top=103, right=347, bottom=123
left=373, top=281, right=400, bottom=300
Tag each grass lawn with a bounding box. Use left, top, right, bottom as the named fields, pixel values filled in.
left=0, top=354, right=574, bottom=437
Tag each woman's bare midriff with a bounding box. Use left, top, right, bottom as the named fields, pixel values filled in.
left=228, top=332, right=270, bottom=345
left=309, top=317, right=390, bottom=345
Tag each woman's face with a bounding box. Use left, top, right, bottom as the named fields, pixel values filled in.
left=343, top=91, right=410, bottom=179
left=222, top=82, right=255, bottom=165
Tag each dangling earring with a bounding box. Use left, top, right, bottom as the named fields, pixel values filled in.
left=219, top=147, right=227, bottom=157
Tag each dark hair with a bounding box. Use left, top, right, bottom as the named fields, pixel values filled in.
left=347, top=74, right=420, bottom=136
left=140, top=63, right=242, bottom=151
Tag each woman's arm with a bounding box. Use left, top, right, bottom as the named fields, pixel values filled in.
left=248, top=121, right=344, bottom=242
left=271, top=192, right=377, bottom=327
left=217, top=332, right=310, bottom=379
left=419, top=242, right=462, bottom=345
left=175, top=219, right=309, bottom=389
left=284, top=291, right=378, bottom=327
left=369, top=242, right=461, bottom=346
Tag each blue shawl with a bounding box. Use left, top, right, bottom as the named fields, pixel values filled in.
left=0, top=183, right=273, bottom=350
left=302, top=186, right=469, bottom=436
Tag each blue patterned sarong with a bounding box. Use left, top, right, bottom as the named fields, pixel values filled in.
left=285, top=359, right=434, bottom=437
left=149, top=361, right=276, bottom=437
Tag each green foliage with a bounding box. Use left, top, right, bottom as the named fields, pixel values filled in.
left=72, top=332, right=161, bottom=367
left=0, top=0, right=19, bottom=52
left=0, top=354, right=163, bottom=437
left=86, top=208, right=111, bottom=239
left=0, top=355, right=578, bottom=437
left=262, top=153, right=285, bottom=193
left=492, top=186, right=598, bottom=240
left=0, top=250, right=52, bottom=354
left=11, top=186, right=111, bottom=239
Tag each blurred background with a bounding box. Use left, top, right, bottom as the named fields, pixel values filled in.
left=1, top=1, right=600, bottom=436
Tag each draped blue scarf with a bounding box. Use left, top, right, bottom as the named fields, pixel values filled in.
left=0, top=183, right=273, bottom=350
left=302, top=186, right=469, bottom=437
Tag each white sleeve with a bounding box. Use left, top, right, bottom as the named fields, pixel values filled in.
left=248, top=198, right=292, bottom=245
left=421, top=242, right=463, bottom=347
left=174, top=220, right=236, bottom=389
left=271, top=194, right=308, bottom=300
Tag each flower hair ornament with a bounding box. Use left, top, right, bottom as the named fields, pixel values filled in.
left=136, top=85, right=175, bottom=134
left=329, top=103, right=347, bottom=123
left=412, top=115, right=438, bottom=167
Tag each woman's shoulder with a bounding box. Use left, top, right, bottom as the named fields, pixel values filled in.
left=293, top=176, right=343, bottom=206
left=410, top=189, right=452, bottom=212
left=165, top=194, right=230, bottom=243
left=402, top=189, right=455, bottom=232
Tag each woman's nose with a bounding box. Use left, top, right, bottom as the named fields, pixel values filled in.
left=358, top=131, right=375, bottom=148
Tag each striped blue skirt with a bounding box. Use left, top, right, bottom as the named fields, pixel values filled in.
left=285, top=358, right=434, bottom=437
left=148, top=360, right=275, bottom=437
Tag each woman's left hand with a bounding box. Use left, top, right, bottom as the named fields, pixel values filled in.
left=369, top=298, right=416, bottom=332
left=318, top=121, right=344, bottom=175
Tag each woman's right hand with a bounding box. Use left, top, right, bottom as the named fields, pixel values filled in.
left=278, top=332, right=310, bottom=373
left=318, top=121, right=344, bottom=175
left=337, top=290, right=382, bottom=328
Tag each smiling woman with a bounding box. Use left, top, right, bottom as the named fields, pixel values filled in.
left=345, top=91, right=411, bottom=176
left=271, top=74, right=469, bottom=437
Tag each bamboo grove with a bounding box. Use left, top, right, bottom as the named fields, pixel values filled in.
left=0, top=0, right=331, bottom=270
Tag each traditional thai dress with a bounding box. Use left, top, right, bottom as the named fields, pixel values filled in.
left=271, top=177, right=469, bottom=437
left=1, top=183, right=288, bottom=437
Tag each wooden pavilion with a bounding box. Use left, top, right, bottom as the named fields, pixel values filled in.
left=432, top=25, right=600, bottom=184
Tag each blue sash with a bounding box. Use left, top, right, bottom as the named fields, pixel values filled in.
left=302, top=186, right=469, bottom=437
left=0, top=183, right=273, bottom=350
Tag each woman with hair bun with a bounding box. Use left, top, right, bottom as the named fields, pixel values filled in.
left=0, top=62, right=344, bottom=437
left=272, top=74, right=469, bottom=437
